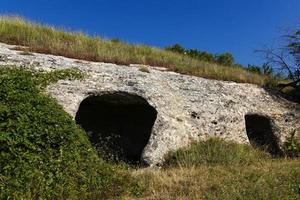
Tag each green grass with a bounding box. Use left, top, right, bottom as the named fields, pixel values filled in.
left=0, top=16, right=269, bottom=86
left=164, top=138, right=271, bottom=167
left=0, top=66, right=141, bottom=199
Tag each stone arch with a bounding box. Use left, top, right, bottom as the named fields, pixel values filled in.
left=75, top=92, right=157, bottom=164
left=244, top=114, right=282, bottom=155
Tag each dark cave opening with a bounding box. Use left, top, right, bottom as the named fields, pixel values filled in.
left=75, top=92, right=157, bottom=164
left=245, top=114, right=282, bottom=155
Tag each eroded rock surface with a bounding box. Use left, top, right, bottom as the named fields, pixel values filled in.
left=0, top=43, right=299, bottom=166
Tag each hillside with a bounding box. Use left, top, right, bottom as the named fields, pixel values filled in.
left=0, top=17, right=299, bottom=200
left=0, top=40, right=299, bottom=166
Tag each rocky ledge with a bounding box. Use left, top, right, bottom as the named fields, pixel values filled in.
left=0, top=42, right=299, bottom=166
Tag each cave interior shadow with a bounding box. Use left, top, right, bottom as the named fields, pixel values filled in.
left=245, top=114, right=282, bottom=156
left=75, top=93, right=157, bottom=165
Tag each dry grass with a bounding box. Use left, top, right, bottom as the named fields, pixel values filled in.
left=130, top=159, right=300, bottom=200
left=0, top=16, right=268, bottom=85
left=19, top=50, right=34, bottom=56
left=123, top=139, right=300, bottom=200
left=164, top=138, right=271, bottom=167
left=139, top=65, right=150, bottom=73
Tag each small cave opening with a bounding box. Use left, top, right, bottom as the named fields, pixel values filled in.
left=75, top=92, right=157, bottom=164
left=245, top=114, right=282, bottom=155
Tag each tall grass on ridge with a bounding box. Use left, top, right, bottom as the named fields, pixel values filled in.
left=0, top=16, right=268, bottom=85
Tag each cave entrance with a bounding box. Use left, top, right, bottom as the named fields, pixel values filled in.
left=75, top=92, right=157, bottom=164
left=245, top=114, right=281, bottom=155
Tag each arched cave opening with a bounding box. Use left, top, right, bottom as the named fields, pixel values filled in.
left=75, top=92, right=157, bottom=164
left=245, top=114, right=282, bottom=155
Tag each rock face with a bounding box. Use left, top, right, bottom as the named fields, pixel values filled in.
left=0, top=42, right=299, bottom=166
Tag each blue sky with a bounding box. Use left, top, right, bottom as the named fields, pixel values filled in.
left=1, top=0, right=300, bottom=66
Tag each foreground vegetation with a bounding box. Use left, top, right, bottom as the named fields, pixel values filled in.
left=0, top=67, right=141, bottom=199
left=0, top=67, right=299, bottom=199
left=0, top=16, right=269, bottom=85
left=128, top=139, right=300, bottom=199
left=134, top=159, right=300, bottom=199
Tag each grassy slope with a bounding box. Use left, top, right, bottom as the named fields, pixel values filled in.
left=0, top=16, right=268, bottom=85
left=133, top=160, right=300, bottom=200
left=128, top=139, right=300, bottom=200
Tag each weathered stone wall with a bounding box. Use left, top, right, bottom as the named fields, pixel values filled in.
left=0, top=43, right=299, bottom=166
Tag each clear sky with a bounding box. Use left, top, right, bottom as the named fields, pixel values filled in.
left=1, top=0, right=300, bottom=66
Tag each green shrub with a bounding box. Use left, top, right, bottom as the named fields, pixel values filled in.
left=215, top=52, right=234, bottom=66
left=284, top=131, right=300, bottom=157
left=164, top=138, right=270, bottom=167
left=165, top=44, right=235, bottom=67
left=165, top=44, right=186, bottom=54
left=0, top=66, right=139, bottom=199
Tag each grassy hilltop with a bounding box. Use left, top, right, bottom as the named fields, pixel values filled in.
left=0, top=16, right=268, bottom=85
left=0, top=17, right=299, bottom=199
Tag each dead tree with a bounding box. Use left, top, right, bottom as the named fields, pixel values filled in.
left=258, top=29, right=300, bottom=92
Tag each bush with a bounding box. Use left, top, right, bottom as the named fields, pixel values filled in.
left=164, top=138, right=270, bottom=167
left=215, top=52, right=234, bottom=66
left=165, top=44, right=186, bottom=54
left=0, top=66, right=139, bottom=199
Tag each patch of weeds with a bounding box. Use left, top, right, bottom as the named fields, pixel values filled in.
left=9, top=46, right=28, bottom=51
left=164, top=138, right=270, bottom=167
left=19, top=50, right=34, bottom=56
left=139, top=65, right=150, bottom=73
left=284, top=131, right=300, bottom=157
left=10, top=46, right=34, bottom=56
left=32, top=67, right=85, bottom=87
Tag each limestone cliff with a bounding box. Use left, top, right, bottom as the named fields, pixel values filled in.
left=0, top=42, right=299, bottom=166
